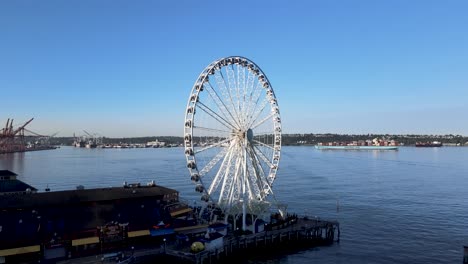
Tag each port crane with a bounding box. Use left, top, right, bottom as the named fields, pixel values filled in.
left=23, top=129, right=58, bottom=147
left=0, top=118, right=34, bottom=153
left=83, top=130, right=103, bottom=147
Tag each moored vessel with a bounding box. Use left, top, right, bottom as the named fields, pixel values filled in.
left=316, top=138, right=399, bottom=150
left=315, top=145, right=398, bottom=150
left=415, top=141, right=442, bottom=147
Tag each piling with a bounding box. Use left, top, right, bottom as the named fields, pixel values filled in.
left=464, top=246, right=468, bottom=264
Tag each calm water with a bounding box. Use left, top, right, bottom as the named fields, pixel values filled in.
left=1, top=146, right=467, bottom=263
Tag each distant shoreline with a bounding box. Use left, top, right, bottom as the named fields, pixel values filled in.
left=42, top=133, right=468, bottom=147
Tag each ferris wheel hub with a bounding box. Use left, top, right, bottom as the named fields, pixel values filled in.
left=246, top=129, right=253, bottom=142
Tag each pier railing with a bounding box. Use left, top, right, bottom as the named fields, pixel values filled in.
left=58, top=217, right=340, bottom=264
left=166, top=217, right=340, bottom=264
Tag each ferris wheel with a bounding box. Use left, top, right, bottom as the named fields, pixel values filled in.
left=184, top=56, right=281, bottom=226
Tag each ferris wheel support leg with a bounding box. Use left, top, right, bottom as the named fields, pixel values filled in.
left=242, top=201, right=246, bottom=231
left=242, top=137, right=247, bottom=232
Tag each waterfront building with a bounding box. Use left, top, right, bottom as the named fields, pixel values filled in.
left=0, top=171, right=182, bottom=263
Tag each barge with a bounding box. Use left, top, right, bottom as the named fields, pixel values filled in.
left=316, top=137, right=399, bottom=150
left=415, top=141, right=443, bottom=147
left=315, top=145, right=398, bottom=150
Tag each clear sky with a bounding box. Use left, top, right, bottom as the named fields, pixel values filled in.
left=1, top=0, right=467, bottom=137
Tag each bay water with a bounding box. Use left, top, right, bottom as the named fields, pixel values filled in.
left=1, top=146, right=467, bottom=263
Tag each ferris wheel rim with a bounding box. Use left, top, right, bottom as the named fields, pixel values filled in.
left=184, top=56, right=281, bottom=215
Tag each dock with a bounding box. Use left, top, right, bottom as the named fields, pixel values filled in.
left=55, top=216, right=339, bottom=264
left=165, top=217, right=339, bottom=264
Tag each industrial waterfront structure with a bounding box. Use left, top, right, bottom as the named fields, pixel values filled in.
left=0, top=118, right=56, bottom=154
left=0, top=170, right=184, bottom=263
left=0, top=118, right=34, bottom=154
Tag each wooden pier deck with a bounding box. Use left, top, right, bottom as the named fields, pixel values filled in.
left=165, top=217, right=340, bottom=264
left=57, top=217, right=339, bottom=264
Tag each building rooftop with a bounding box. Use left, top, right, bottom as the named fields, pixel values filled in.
left=0, top=170, right=18, bottom=177
left=0, top=184, right=177, bottom=209
left=0, top=170, right=34, bottom=193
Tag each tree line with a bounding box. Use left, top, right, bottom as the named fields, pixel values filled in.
left=46, top=134, right=468, bottom=146
left=282, top=133, right=468, bottom=146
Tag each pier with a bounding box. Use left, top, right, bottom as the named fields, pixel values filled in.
left=163, top=217, right=339, bottom=264
left=55, top=217, right=339, bottom=264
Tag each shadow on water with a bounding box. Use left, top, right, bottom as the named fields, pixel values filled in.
left=0, top=152, right=25, bottom=174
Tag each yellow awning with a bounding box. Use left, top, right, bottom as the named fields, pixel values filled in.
left=0, top=245, right=40, bottom=257
left=174, top=224, right=208, bottom=232
left=128, top=230, right=150, bottom=238
left=170, top=208, right=192, bottom=217
left=71, top=237, right=100, bottom=246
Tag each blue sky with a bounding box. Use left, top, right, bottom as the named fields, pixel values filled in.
left=1, top=0, right=467, bottom=137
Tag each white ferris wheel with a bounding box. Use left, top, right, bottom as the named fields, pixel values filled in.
left=184, top=56, right=281, bottom=229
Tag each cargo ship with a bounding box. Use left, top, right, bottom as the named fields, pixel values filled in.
left=315, top=138, right=399, bottom=150
left=315, top=145, right=398, bottom=150
left=415, top=141, right=442, bottom=147
left=0, top=170, right=195, bottom=264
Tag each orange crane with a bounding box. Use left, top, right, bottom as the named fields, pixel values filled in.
left=0, top=118, right=34, bottom=153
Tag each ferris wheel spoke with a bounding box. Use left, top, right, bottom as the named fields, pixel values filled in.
left=252, top=139, right=275, bottom=151
left=251, top=112, right=275, bottom=130
left=198, top=147, right=229, bottom=177
left=249, top=144, right=268, bottom=194
left=243, top=71, right=257, bottom=124
left=247, top=97, right=269, bottom=129
left=251, top=159, right=273, bottom=197
left=217, top=144, right=239, bottom=205
left=195, top=138, right=231, bottom=154
left=244, top=82, right=263, bottom=127
left=244, top=167, right=256, bottom=200
left=193, top=126, right=231, bottom=135
left=247, top=170, right=262, bottom=200
left=197, top=101, right=237, bottom=130
left=238, top=65, right=248, bottom=128
left=241, top=66, right=247, bottom=107
left=224, top=146, right=242, bottom=206
left=251, top=144, right=274, bottom=168
left=236, top=65, right=241, bottom=110
left=246, top=149, right=265, bottom=198
left=212, top=76, right=236, bottom=130
left=208, top=143, right=234, bottom=196
left=243, top=146, right=258, bottom=202
left=227, top=65, right=238, bottom=108
left=219, top=144, right=234, bottom=202
left=218, top=70, right=242, bottom=124
left=220, top=168, right=234, bottom=207
left=247, top=145, right=270, bottom=198
left=205, top=82, right=241, bottom=129
left=253, top=131, right=274, bottom=137
left=230, top=152, right=244, bottom=204
left=221, top=161, right=236, bottom=206
left=227, top=65, right=243, bottom=127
